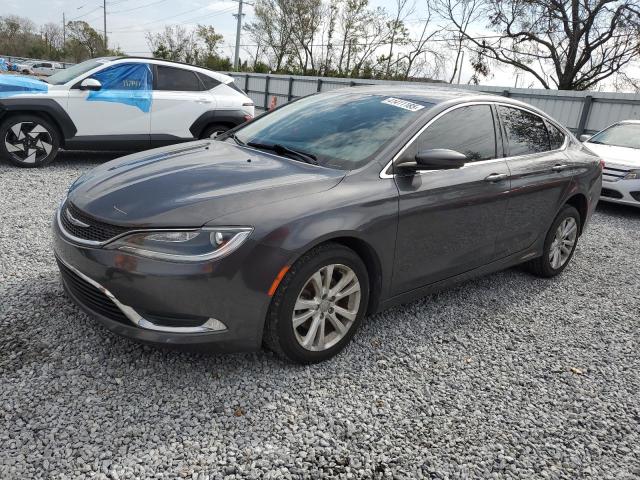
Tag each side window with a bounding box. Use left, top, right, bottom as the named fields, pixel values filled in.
left=197, top=73, right=221, bottom=90
left=91, top=63, right=152, bottom=91
left=546, top=121, right=566, bottom=150
left=498, top=106, right=550, bottom=156
left=416, top=105, right=497, bottom=161
left=156, top=66, right=202, bottom=91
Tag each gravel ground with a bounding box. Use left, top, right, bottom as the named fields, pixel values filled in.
left=1, top=153, right=639, bottom=480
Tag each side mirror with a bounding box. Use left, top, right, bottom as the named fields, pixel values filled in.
left=398, top=148, right=467, bottom=171
left=80, top=78, right=102, bottom=91
left=579, top=134, right=591, bottom=142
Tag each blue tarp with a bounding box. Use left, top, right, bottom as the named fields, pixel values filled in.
left=0, top=74, right=48, bottom=98
left=87, top=63, right=153, bottom=113
left=0, top=59, right=8, bottom=71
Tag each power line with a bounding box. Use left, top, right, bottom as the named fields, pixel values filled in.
left=110, top=0, right=169, bottom=14
left=109, top=6, right=237, bottom=33
left=109, top=1, right=237, bottom=32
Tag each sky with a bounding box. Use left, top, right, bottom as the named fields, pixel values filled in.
left=8, top=0, right=639, bottom=90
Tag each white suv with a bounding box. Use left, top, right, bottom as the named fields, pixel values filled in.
left=0, top=56, right=255, bottom=167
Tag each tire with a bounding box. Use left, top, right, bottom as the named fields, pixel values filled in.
left=200, top=123, right=231, bottom=139
left=526, top=205, right=581, bottom=278
left=0, top=114, right=60, bottom=168
left=264, top=242, right=370, bottom=364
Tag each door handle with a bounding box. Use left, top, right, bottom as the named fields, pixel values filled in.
left=484, top=173, right=508, bottom=183
left=552, top=164, right=568, bottom=172
left=197, top=98, right=212, bottom=104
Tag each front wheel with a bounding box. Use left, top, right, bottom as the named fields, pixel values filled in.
left=526, top=205, right=581, bottom=278
left=264, top=243, right=370, bottom=364
left=0, top=115, right=60, bottom=167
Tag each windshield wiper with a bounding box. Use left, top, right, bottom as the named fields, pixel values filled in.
left=227, top=132, right=246, bottom=146
left=247, top=142, right=318, bottom=165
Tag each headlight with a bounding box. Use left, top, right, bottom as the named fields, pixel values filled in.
left=623, top=170, right=640, bottom=180
left=107, top=227, right=252, bottom=262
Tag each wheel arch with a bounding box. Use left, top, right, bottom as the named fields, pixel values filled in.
left=565, top=193, right=588, bottom=235
left=286, top=235, right=384, bottom=316
left=0, top=98, right=77, bottom=145
left=189, top=110, right=248, bottom=138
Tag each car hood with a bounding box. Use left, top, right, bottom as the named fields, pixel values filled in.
left=67, top=141, right=346, bottom=227
left=584, top=142, right=640, bottom=168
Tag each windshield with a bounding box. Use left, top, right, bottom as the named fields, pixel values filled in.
left=233, top=92, right=433, bottom=170
left=589, top=123, right=640, bottom=149
left=47, top=58, right=113, bottom=85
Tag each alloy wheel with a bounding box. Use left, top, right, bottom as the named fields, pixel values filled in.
left=548, top=217, right=577, bottom=269
left=4, top=121, right=54, bottom=164
left=292, top=264, right=361, bottom=351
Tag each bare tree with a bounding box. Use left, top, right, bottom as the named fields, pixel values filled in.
left=443, top=0, right=640, bottom=90
left=433, top=0, right=481, bottom=83
left=41, top=23, right=63, bottom=58
left=145, top=25, right=197, bottom=62
left=243, top=0, right=296, bottom=71
left=395, top=3, right=441, bottom=79
left=383, top=0, right=414, bottom=77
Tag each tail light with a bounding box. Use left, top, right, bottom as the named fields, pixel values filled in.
left=243, top=114, right=253, bottom=122
left=599, top=159, right=605, bottom=170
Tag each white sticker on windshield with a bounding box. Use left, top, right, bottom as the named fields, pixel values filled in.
left=381, top=97, right=425, bottom=112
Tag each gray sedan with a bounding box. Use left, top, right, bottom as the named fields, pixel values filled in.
left=53, top=86, right=602, bottom=363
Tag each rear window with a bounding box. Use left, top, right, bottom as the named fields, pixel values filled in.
left=155, top=66, right=202, bottom=91
left=589, top=123, right=640, bottom=149
left=226, top=81, right=246, bottom=94
left=197, top=73, right=221, bottom=90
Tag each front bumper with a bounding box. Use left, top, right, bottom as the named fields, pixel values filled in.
left=600, top=178, right=640, bottom=207
left=52, top=210, right=282, bottom=352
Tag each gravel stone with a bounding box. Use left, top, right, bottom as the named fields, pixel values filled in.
left=1, top=153, right=639, bottom=479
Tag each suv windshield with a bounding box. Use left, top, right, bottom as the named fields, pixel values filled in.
left=233, top=92, right=432, bottom=170
left=47, top=58, right=114, bottom=85
left=589, top=123, right=640, bottom=149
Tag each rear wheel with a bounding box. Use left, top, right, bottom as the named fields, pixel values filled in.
left=264, top=243, right=370, bottom=364
left=526, top=205, right=580, bottom=277
left=0, top=115, right=60, bottom=168
left=200, top=123, right=231, bottom=139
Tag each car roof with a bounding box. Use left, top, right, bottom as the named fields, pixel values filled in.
left=618, top=119, right=640, bottom=125
left=111, top=56, right=232, bottom=83
left=331, top=84, right=548, bottom=112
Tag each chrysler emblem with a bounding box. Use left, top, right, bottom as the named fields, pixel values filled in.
left=65, top=208, right=90, bottom=228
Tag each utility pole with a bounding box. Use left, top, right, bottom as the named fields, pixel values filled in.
left=62, top=12, right=66, bottom=46
left=233, top=0, right=244, bottom=70
left=103, top=0, right=108, bottom=51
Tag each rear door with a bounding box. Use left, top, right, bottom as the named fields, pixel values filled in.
left=391, top=103, right=511, bottom=295
left=150, top=65, right=217, bottom=141
left=495, top=105, right=573, bottom=257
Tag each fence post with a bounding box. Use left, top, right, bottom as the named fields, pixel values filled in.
left=317, top=78, right=323, bottom=92
left=287, top=76, right=294, bottom=101
left=263, top=75, right=271, bottom=110
left=349, top=81, right=356, bottom=87
left=245, top=74, right=249, bottom=92
left=577, top=95, right=593, bottom=136
left=502, top=89, right=510, bottom=97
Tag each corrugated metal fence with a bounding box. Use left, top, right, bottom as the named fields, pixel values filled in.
left=227, top=72, right=640, bottom=135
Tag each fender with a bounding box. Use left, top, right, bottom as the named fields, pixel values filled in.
left=189, top=109, right=249, bottom=138
left=0, top=98, right=77, bottom=139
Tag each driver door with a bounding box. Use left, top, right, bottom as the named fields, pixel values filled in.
left=66, top=62, right=151, bottom=146
left=391, top=104, right=511, bottom=295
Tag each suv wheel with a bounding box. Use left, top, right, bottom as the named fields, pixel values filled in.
left=0, top=115, right=60, bottom=168
left=201, top=123, right=231, bottom=139
left=526, top=205, right=581, bottom=278
left=264, top=243, right=370, bottom=364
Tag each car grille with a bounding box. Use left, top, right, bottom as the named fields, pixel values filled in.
left=57, top=260, right=129, bottom=325
left=602, top=166, right=629, bottom=183
left=601, top=188, right=624, bottom=199
left=60, top=201, right=131, bottom=243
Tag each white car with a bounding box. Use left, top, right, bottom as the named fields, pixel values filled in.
left=29, top=61, right=64, bottom=76
left=581, top=120, right=640, bottom=207
left=0, top=56, right=255, bottom=167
